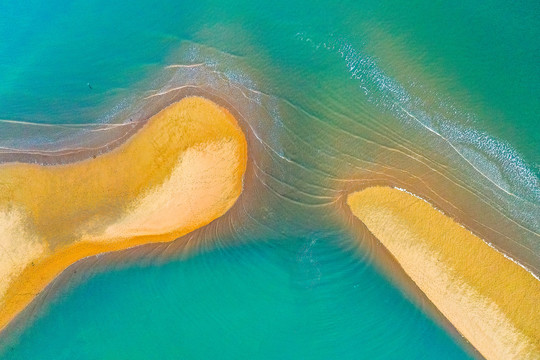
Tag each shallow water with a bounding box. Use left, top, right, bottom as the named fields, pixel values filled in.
left=0, top=232, right=474, bottom=359
left=0, top=0, right=538, bottom=358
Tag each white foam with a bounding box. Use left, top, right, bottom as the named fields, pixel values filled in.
left=296, top=33, right=540, bottom=235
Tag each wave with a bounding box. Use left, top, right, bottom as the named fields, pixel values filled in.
left=296, top=32, right=540, bottom=236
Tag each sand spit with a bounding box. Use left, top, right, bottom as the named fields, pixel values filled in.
left=347, top=186, right=540, bottom=360
left=0, top=96, right=248, bottom=331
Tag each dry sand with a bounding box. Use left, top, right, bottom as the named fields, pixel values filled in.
left=347, top=186, right=540, bottom=360
left=0, top=96, right=247, bottom=331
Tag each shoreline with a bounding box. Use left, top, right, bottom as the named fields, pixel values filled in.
left=0, top=96, right=248, bottom=332
left=347, top=186, right=540, bottom=360
left=391, top=186, right=540, bottom=282
left=0, top=85, right=244, bottom=166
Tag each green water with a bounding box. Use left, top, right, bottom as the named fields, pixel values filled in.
left=0, top=0, right=538, bottom=358
left=0, top=233, right=472, bottom=359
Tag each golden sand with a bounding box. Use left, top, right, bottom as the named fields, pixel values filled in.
left=0, top=96, right=247, bottom=331
left=347, top=186, right=540, bottom=360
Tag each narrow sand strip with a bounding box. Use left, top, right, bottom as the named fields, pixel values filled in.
left=0, top=96, right=247, bottom=331
left=347, top=186, right=539, bottom=360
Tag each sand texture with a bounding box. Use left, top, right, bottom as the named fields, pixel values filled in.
left=0, top=96, right=247, bottom=331
left=347, top=186, right=540, bottom=360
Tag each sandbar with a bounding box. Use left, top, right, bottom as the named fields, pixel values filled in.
left=347, top=186, right=539, bottom=360
left=0, top=96, right=248, bottom=331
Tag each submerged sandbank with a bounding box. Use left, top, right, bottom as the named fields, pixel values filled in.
left=347, top=186, right=540, bottom=360
left=0, top=96, right=247, bottom=331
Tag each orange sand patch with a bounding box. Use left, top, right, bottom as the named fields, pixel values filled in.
left=347, top=186, right=540, bottom=360
left=0, top=96, right=247, bottom=331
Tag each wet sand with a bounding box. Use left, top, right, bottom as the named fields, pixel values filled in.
left=347, top=186, right=540, bottom=360
left=0, top=96, right=248, bottom=331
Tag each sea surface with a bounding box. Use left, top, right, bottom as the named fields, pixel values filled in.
left=0, top=0, right=538, bottom=359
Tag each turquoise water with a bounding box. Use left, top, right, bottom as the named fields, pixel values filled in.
left=0, top=233, right=472, bottom=359
left=0, top=0, right=539, bottom=358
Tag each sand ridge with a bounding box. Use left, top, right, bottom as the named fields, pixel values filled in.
left=347, top=186, right=540, bottom=360
left=0, top=96, right=248, bottom=332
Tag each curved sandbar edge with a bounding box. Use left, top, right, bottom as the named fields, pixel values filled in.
left=347, top=186, right=540, bottom=360
left=0, top=96, right=248, bottom=332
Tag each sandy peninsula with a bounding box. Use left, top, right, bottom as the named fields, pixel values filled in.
left=347, top=186, right=540, bottom=360
left=0, top=96, right=247, bottom=332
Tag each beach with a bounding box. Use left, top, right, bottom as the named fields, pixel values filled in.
left=0, top=96, right=248, bottom=332
left=347, top=186, right=540, bottom=360
left=1, top=0, right=538, bottom=356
